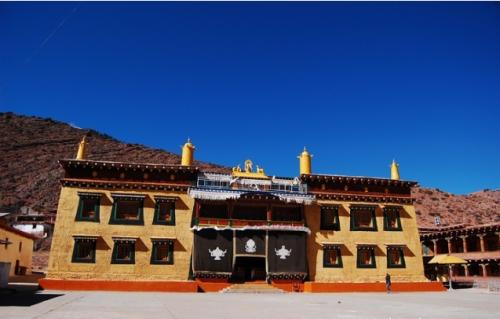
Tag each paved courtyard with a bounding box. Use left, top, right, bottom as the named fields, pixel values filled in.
left=1, top=288, right=499, bottom=319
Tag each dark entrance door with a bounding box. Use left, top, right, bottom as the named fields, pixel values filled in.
left=233, top=257, right=266, bottom=282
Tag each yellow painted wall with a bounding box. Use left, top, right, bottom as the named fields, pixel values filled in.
left=0, top=228, right=34, bottom=276
left=47, top=187, right=194, bottom=281
left=305, top=201, right=426, bottom=283
left=49, top=186, right=426, bottom=283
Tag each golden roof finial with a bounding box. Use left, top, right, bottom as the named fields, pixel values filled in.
left=76, top=135, right=88, bottom=160
left=181, top=138, right=195, bottom=166
left=391, top=159, right=400, bottom=180
left=298, top=146, right=312, bottom=175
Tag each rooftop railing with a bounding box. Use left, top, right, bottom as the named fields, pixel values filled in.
left=195, top=217, right=305, bottom=228
left=196, top=177, right=308, bottom=193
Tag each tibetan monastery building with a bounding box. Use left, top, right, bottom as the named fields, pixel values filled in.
left=41, top=138, right=444, bottom=292
left=420, top=223, right=500, bottom=283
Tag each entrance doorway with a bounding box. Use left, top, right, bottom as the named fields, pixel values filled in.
left=233, top=257, right=266, bottom=282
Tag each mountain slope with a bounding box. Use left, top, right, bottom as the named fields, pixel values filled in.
left=0, top=112, right=228, bottom=213
left=413, top=186, right=500, bottom=227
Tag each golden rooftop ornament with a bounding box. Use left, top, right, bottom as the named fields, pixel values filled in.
left=181, top=138, right=195, bottom=166
left=298, top=147, right=312, bottom=175
left=391, top=159, right=400, bottom=180
left=76, top=135, right=87, bottom=160
left=232, top=159, right=268, bottom=179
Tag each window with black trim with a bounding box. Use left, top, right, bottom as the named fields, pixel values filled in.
left=111, top=240, right=135, bottom=264
left=199, top=202, right=228, bottom=219
left=109, top=195, right=144, bottom=225
left=320, top=206, right=340, bottom=231
left=357, top=246, right=376, bottom=268
left=272, top=206, right=302, bottom=222
left=350, top=206, right=377, bottom=231
left=72, top=238, right=96, bottom=263
left=387, top=246, right=406, bottom=268
left=151, top=240, right=174, bottom=264
left=233, top=205, right=267, bottom=220
left=75, top=193, right=101, bottom=222
left=153, top=198, right=175, bottom=225
left=323, top=245, right=343, bottom=268
left=383, top=206, right=402, bottom=231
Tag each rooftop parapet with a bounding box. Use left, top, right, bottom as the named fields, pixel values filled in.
left=196, top=172, right=308, bottom=194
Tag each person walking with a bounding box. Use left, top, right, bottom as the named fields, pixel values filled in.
left=385, top=273, right=392, bottom=293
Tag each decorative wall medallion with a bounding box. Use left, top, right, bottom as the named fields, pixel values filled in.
left=208, top=247, right=227, bottom=261
left=275, top=245, right=292, bottom=260
left=245, top=239, right=256, bottom=253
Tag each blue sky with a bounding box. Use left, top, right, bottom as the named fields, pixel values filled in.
left=1, top=2, right=499, bottom=194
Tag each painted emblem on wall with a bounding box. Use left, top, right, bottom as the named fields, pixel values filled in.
left=208, top=247, right=227, bottom=261
left=275, top=245, right=292, bottom=260
left=245, top=239, right=257, bottom=253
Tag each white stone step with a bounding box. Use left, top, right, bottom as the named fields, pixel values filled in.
left=220, top=283, right=284, bottom=294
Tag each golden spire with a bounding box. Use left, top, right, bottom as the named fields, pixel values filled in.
left=76, top=135, right=87, bottom=160
left=390, top=159, right=400, bottom=180
left=298, top=147, right=312, bottom=175
left=181, top=138, right=195, bottom=166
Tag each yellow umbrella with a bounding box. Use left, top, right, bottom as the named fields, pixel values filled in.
left=428, top=254, right=467, bottom=290
left=428, top=254, right=467, bottom=265
left=428, top=254, right=446, bottom=264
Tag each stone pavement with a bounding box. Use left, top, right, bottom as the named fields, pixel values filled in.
left=1, top=289, right=499, bottom=319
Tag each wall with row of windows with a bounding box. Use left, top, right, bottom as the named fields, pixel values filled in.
left=306, top=201, right=426, bottom=283
left=47, top=188, right=194, bottom=281
left=72, top=238, right=174, bottom=265
left=76, top=192, right=176, bottom=225
left=319, top=205, right=403, bottom=232
left=323, top=245, right=406, bottom=269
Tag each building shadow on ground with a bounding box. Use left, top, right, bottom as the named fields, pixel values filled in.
left=0, top=285, right=64, bottom=307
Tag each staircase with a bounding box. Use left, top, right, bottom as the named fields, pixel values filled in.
left=220, top=283, right=285, bottom=294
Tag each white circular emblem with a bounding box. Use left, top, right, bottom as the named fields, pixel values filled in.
left=245, top=239, right=257, bottom=253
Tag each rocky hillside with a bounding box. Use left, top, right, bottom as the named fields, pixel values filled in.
left=413, top=187, right=500, bottom=227
left=0, top=112, right=228, bottom=213
left=1, top=112, right=498, bottom=228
